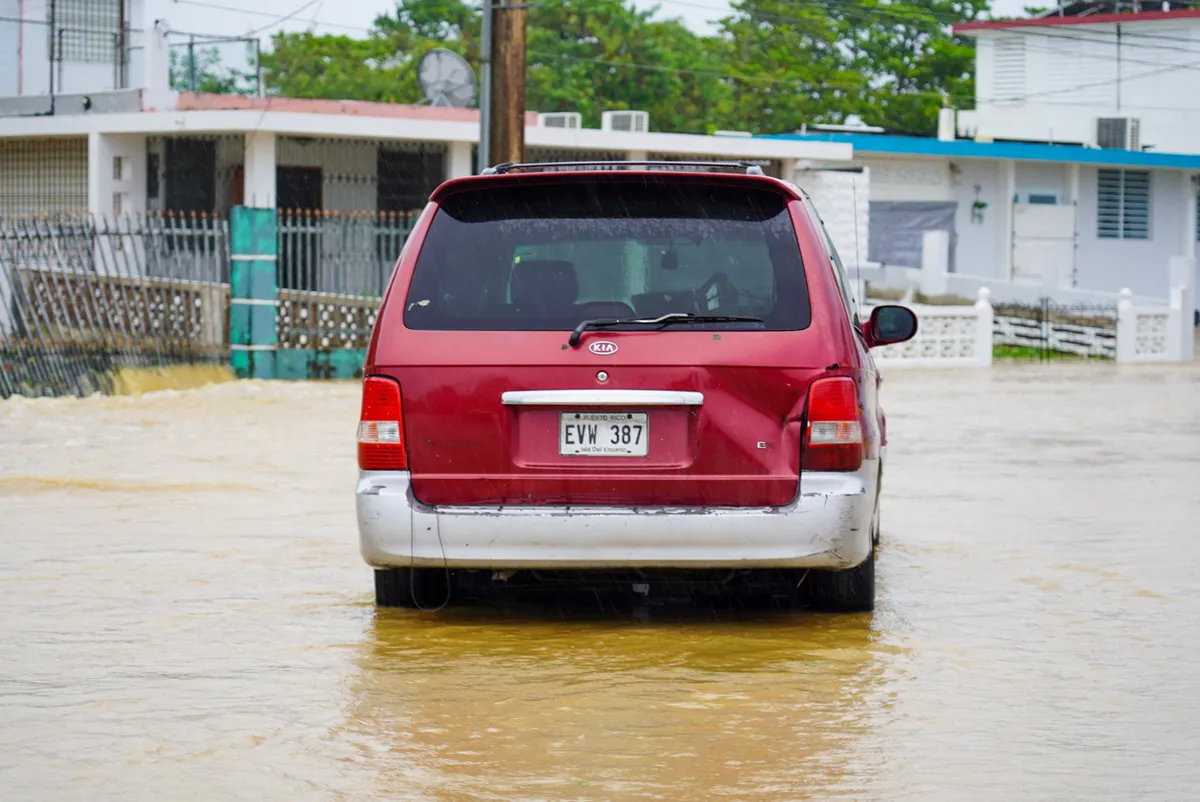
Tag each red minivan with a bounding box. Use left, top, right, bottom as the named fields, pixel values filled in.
left=355, top=161, right=917, bottom=612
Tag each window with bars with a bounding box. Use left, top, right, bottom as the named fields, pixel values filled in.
left=1097, top=169, right=1151, bottom=240
left=49, top=0, right=121, bottom=63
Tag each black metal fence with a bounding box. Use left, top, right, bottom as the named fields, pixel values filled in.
left=277, top=210, right=415, bottom=296
left=0, top=214, right=229, bottom=398
left=1, top=209, right=416, bottom=396
left=992, top=298, right=1119, bottom=360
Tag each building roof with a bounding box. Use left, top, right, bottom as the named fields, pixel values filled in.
left=174, top=93, right=540, bottom=125
left=758, top=132, right=1200, bottom=169
left=954, top=8, right=1200, bottom=33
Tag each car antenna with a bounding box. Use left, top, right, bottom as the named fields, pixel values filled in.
left=852, top=176, right=862, bottom=309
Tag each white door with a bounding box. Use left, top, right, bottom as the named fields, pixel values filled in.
left=1011, top=203, right=1076, bottom=286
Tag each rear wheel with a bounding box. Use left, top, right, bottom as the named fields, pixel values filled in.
left=374, top=567, right=450, bottom=608
left=802, top=548, right=874, bottom=612
left=801, top=515, right=877, bottom=613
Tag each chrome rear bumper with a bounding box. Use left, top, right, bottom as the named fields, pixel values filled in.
left=356, top=461, right=877, bottom=571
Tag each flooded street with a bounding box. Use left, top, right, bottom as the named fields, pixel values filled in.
left=2, top=363, right=1199, bottom=800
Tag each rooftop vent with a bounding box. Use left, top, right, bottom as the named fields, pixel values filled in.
left=538, top=112, right=582, bottom=129
left=601, top=110, right=650, bottom=133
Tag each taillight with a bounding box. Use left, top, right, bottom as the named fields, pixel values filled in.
left=801, top=376, right=864, bottom=472
left=357, top=376, right=408, bottom=470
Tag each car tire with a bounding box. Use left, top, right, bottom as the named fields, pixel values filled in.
left=802, top=524, right=876, bottom=613
left=374, top=567, right=450, bottom=608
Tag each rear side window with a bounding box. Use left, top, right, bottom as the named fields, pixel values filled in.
left=403, top=179, right=811, bottom=332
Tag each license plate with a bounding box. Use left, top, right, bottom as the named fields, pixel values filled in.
left=559, top=412, right=649, bottom=456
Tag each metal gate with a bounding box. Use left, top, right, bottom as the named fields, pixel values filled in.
left=992, top=298, right=1118, bottom=360
left=0, top=213, right=229, bottom=397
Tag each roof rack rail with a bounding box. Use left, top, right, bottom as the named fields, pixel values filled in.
left=481, top=160, right=767, bottom=176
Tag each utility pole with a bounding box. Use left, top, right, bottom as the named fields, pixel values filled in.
left=489, top=1, right=527, bottom=167
left=477, top=1, right=493, bottom=173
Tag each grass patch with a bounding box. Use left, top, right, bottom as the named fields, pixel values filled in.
left=994, top=344, right=1086, bottom=361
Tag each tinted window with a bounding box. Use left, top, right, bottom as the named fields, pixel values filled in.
left=403, top=180, right=810, bottom=332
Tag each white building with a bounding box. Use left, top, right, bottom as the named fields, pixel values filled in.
left=1, top=1, right=1195, bottom=316
left=958, top=7, right=1200, bottom=155
left=0, top=4, right=849, bottom=220
left=768, top=5, right=1200, bottom=311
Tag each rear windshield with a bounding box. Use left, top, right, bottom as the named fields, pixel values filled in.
left=402, top=179, right=811, bottom=332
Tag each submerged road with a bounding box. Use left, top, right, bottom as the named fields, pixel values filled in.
left=2, top=361, right=1199, bottom=800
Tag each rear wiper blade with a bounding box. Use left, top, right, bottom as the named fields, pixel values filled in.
left=568, top=313, right=765, bottom=348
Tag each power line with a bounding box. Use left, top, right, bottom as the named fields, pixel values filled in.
left=242, top=0, right=323, bottom=37
left=168, top=0, right=373, bottom=34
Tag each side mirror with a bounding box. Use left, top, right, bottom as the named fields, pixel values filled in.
left=864, top=305, right=918, bottom=348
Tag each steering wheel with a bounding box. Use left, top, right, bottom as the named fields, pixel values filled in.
left=693, top=272, right=739, bottom=314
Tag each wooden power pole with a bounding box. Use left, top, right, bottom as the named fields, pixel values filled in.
left=489, top=1, right=527, bottom=166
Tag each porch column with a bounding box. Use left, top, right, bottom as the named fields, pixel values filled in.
left=779, top=158, right=797, bottom=182
left=1183, top=172, right=1197, bottom=261
left=243, top=131, right=277, bottom=209
left=444, top=141, right=474, bottom=180
left=87, top=133, right=147, bottom=216
left=999, top=160, right=1016, bottom=280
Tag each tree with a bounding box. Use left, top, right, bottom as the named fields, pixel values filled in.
left=258, top=0, right=994, bottom=136
left=836, top=0, right=990, bottom=133
left=169, top=45, right=258, bottom=95
left=716, top=1, right=866, bottom=134
left=524, top=0, right=732, bottom=133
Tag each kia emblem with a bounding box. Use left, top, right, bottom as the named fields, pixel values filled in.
left=588, top=340, right=618, bottom=355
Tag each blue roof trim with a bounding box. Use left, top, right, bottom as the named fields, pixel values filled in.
left=758, top=132, right=1200, bottom=169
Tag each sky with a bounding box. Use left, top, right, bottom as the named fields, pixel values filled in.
left=153, top=0, right=1033, bottom=41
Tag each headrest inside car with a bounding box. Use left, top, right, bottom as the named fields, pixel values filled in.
left=511, top=260, right=579, bottom=312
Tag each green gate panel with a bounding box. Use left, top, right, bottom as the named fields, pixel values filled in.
left=229, top=206, right=278, bottom=379
left=274, top=349, right=366, bottom=381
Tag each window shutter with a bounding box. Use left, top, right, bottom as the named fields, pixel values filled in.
left=1121, top=171, right=1150, bottom=240
left=993, top=37, right=1026, bottom=103
left=1096, top=169, right=1150, bottom=240
left=1097, top=169, right=1122, bottom=239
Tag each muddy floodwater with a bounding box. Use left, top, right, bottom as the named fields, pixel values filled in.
left=2, top=362, right=1199, bottom=800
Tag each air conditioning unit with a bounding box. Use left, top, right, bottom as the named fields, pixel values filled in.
left=1096, top=117, right=1141, bottom=150
left=538, top=112, right=582, bottom=129
left=601, top=110, right=650, bottom=133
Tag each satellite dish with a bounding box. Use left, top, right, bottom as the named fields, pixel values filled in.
left=417, top=49, right=476, bottom=108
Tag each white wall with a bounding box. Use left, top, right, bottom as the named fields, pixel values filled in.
left=87, top=132, right=147, bottom=215
left=1014, top=162, right=1067, bottom=201
left=862, top=156, right=952, bottom=202
left=10, top=0, right=144, bottom=96
left=1075, top=166, right=1186, bottom=298
left=970, top=21, right=1200, bottom=154
left=0, top=0, right=18, bottom=96
left=951, top=159, right=1004, bottom=279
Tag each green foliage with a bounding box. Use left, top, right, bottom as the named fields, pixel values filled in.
left=169, top=45, right=258, bottom=95
left=251, top=0, right=992, bottom=135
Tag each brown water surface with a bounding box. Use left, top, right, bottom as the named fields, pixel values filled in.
left=2, top=363, right=1199, bottom=800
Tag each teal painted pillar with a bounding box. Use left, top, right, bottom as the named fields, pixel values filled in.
left=230, top=206, right=278, bottom=379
